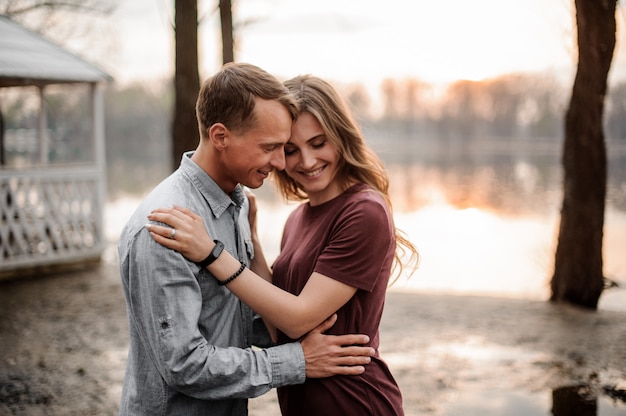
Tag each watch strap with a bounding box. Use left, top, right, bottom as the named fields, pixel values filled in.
left=197, top=239, right=224, bottom=268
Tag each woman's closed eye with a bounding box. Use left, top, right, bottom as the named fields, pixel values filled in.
left=311, top=138, right=326, bottom=149
left=284, top=136, right=326, bottom=156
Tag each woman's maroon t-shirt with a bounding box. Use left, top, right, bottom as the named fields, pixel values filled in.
left=272, top=183, right=404, bottom=416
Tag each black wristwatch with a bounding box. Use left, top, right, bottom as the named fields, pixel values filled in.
left=197, top=240, right=224, bottom=268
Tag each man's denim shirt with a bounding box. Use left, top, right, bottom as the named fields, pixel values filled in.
left=117, top=152, right=305, bottom=416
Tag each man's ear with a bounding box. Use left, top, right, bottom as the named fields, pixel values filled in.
left=208, top=123, right=228, bottom=150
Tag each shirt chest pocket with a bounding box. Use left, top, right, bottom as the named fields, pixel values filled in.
left=243, top=236, right=254, bottom=261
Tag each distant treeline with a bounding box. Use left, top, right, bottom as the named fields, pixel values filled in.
left=346, top=73, right=625, bottom=143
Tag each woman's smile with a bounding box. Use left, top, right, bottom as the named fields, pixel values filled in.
left=301, top=165, right=326, bottom=177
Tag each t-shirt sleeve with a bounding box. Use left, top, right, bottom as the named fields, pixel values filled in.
left=313, top=196, right=394, bottom=292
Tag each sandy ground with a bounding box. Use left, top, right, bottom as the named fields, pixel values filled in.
left=1, top=245, right=626, bottom=415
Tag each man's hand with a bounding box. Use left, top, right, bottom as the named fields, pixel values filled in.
left=300, top=314, right=374, bottom=378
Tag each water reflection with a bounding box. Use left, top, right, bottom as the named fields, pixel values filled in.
left=378, top=139, right=626, bottom=311
left=442, top=389, right=547, bottom=415
left=440, top=386, right=626, bottom=416
left=369, top=134, right=626, bottom=211
left=551, top=384, right=626, bottom=416
left=388, top=203, right=626, bottom=311
left=552, top=385, right=596, bottom=416
left=430, top=340, right=625, bottom=415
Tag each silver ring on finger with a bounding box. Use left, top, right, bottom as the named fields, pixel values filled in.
left=170, top=228, right=176, bottom=239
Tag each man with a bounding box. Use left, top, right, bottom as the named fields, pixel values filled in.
left=117, top=62, right=373, bottom=415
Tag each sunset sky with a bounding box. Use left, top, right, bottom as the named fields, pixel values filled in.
left=110, top=0, right=626, bottom=91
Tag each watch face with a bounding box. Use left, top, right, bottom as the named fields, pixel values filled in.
left=198, top=240, right=224, bottom=268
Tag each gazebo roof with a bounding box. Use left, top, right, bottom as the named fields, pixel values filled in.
left=0, top=15, right=112, bottom=88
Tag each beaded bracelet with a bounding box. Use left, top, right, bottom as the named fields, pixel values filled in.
left=218, top=262, right=246, bottom=286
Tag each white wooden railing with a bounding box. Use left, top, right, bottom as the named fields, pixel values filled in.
left=0, top=166, right=105, bottom=275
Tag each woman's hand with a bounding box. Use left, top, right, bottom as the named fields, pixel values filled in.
left=145, top=206, right=214, bottom=263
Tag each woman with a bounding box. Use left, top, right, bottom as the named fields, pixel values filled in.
left=146, top=75, right=419, bottom=415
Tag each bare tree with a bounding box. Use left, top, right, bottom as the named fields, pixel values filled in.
left=1, top=0, right=114, bottom=30
left=219, top=0, right=234, bottom=64
left=170, top=0, right=237, bottom=168
left=551, top=0, right=617, bottom=309
left=171, top=0, right=200, bottom=170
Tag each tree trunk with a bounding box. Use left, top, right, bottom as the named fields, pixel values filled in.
left=172, top=0, right=200, bottom=170
left=219, top=0, right=234, bottom=64
left=551, top=0, right=616, bottom=309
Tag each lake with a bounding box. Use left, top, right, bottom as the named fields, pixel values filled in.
left=105, top=137, right=626, bottom=311
left=251, top=136, right=626, bottom=312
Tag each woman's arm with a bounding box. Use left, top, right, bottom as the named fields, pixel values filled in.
left=146, top=206, right=357, bottom=340
left=204, top=248, right=356, bottom=340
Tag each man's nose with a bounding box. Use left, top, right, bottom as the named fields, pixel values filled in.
left=270, top=149, right=286, bottom=171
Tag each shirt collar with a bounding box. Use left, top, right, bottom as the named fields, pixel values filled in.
left=179, top=151, right=244, bottom=218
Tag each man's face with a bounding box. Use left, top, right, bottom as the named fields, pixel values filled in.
left=223, top=98, right=292, bottom=190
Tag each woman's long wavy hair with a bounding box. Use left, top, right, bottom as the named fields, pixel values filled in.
left=273, top=75, right=419, bottom=282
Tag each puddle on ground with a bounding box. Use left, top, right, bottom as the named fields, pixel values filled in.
left=384, top=337, right=626, bottom=415
left=430, top=341, right=626, bottom=415
left=441, top=385, right=626, bottom=416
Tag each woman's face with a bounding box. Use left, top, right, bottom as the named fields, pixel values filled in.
left=284, top=112, right=342, bottom=206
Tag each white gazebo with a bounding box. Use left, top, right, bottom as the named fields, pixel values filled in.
left=0, top=15, right=112, bottom=279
